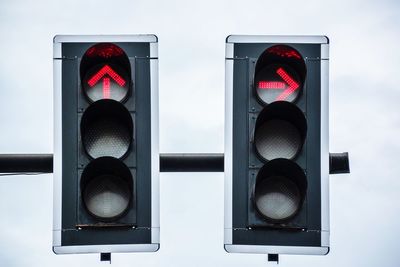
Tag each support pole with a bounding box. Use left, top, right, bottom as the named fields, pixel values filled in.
left=159, top=153, right=224, bottom=172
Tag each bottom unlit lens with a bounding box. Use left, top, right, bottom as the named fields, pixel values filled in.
left=80, top=157, right=133, bottom=221
left=83, top=175, right=131, bottom=220
left=254, top=176, right=301, bottom=221
left=253, top=159, right=307, bottom=222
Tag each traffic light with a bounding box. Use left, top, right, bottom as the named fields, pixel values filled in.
left=224, top=35, right=330, bottom=255
left=53, top=35, right=159, bottom=254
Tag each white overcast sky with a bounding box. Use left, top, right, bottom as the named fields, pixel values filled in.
left=0, top=0, right=399, bottom=266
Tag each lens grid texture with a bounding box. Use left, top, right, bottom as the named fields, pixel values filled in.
left=255, top=176, right=301, bottom=221
left=83, top=175, right=131, bottom=219
left=83, top=117, right=131, bottom=159
left=255, top=119, right=301, bottom=161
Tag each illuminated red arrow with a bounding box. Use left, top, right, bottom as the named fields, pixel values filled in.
left=103, top=77, right=111, bottom=99
left=258, top=67, right=299, bottom=101
left=87, top=65, right=126, bottom=87
left=258, top=81, right=286, bottom=89
left=87, top=65, right=126, bottom=99
left=275, top=67, right=299, bottom=101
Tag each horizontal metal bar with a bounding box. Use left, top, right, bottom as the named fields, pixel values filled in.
left=0, top=153, right=225, bottom=174
left=0, top=154, right=53, bottom=173
left=160, top=153, right=224, bottom=172
left=0, top=152, right=347, bottom=174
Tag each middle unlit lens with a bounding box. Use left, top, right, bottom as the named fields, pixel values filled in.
left=255, top=119, right=301, bottom=160
left=81, top=99, right=133, bottom=159
left=254, top=102, right=306, bottom=161
left=83, top=117, right=130, bottom=158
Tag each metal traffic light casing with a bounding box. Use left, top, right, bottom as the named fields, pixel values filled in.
left=53, top=35, right=159, bottom=254
left=224, top=35, right=329, bottom=255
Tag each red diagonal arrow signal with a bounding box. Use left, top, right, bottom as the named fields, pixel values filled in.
left=275, top=67, right=299, bottom=101
left=87, top=65, right=126, bottom=87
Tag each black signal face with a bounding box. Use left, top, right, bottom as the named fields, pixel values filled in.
left=252, top=45, right=307, bottom=224
left=79, top=43, right=135, bottom=224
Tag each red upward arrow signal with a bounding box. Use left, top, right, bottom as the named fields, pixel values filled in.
left=87, top=65, right=126, bottom=87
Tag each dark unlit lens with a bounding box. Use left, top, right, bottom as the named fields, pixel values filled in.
left=80, top=157, right=133, bottom=221
left=254, top=176, right=301, bottom=221
left=83, top=117, right=131, bottom=159
left=83, top=175, right=130, bottom=219
left=81, top=99, right=133, bottom=159
left=255, top=119, right=302, bottom=161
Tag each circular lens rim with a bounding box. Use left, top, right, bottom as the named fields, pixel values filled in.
left=252, top=159, right=307, bottom=223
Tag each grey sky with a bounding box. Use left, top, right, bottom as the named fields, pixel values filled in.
left=0, top=0, right=399, bottom=266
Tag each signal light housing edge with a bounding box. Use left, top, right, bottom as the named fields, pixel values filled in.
left=53, top=35, right=159, bottom=254
left=224, top=35, right=330, bottom=255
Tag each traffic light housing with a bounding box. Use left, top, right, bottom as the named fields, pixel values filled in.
left=53, top=35, right=159, bottom=254
left=224, top=35, right=329, bottom=255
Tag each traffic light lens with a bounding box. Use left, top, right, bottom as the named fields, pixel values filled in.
left=80, top=157, right=134, bottom=222
left=81, top=100, right=133, bottom=159
left=253, top=159, right=307, bottom=223
left=255, top=119, right=302, bottom=160
left=254, top=102, right=306, bottom=161
left=83, top=117, right=131, bottom=159
left=254, top=176, right=301, bottom=221
left=83, top=175, right=131, bottom=220
left=254, top=45, right=306, bottom=105
left=83, top=63, right=129, bottom=102
left=255, top=65, right=301, bottom=104
left=80, top=43, right=131, bottom=103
